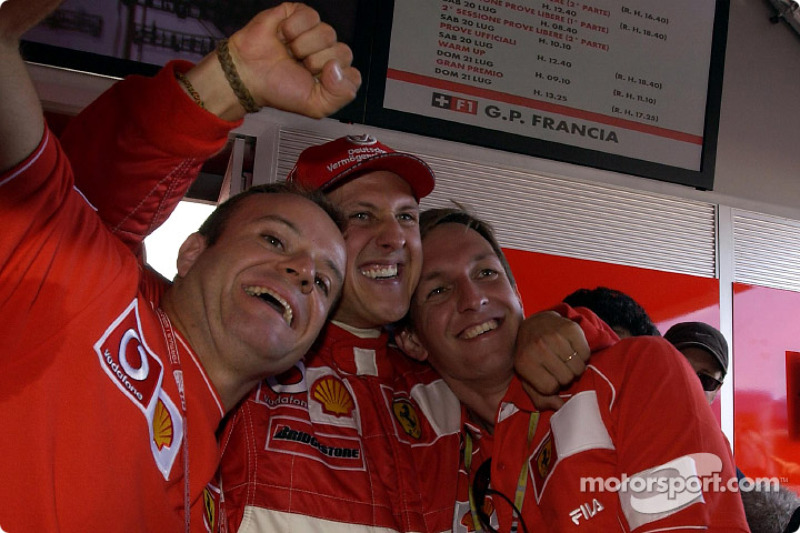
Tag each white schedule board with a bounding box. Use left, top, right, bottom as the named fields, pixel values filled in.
left=372, top=0, right=728, bottom=189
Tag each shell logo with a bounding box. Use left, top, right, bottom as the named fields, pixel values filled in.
left=311, top=376, right=355, bottom=417
left=152, top=398, right=174, bottom=450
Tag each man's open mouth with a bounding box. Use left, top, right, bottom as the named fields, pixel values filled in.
left=461, top=319, right=499, bottom=340
left=245, top=286, right=294, bottom=325
left=361, top=264, right=399, bottom=280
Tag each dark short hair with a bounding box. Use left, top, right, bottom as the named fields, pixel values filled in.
left=197, top=181, right=344, bottom=246
left=563, top=287, right=660, bottom=337
left=418, top=205, right=516, bottom=288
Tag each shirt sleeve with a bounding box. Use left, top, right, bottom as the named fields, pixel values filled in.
left=550, top=302, right=620, bottom=352
left=60, top=60, right=242, bottom=253
left=0, top=127, right=130, bottom=354
left=611, top=337, right=750, bottom=532
left=1, top=127, right=63, bottom=240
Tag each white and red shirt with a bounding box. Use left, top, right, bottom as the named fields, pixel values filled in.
left=454, top=308, right=749, bottom=532
left=216, top=323, right=462, bottom=532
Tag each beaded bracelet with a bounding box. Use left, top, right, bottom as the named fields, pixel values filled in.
left=216, top=38, right=260, bottom=114
left=174, top=70, right=205, bottom=109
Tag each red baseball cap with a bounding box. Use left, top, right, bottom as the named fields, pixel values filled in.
left=287, top=134, right=435, bottom=200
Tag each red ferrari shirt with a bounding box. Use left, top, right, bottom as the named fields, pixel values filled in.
left=455, top=329, right=749, bottom=532
left=0, top=129, right=224, bottom=531
left=216, top=323, right=462, bottom=532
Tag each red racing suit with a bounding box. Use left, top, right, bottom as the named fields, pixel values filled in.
left=0, top=128, right=225, bottom=530
left=216, top=322, right=462, bottom=532
left=455, top=307, right=750, bottom=532
left=215, top=306, right=622, bottom=533
left=60, top=60, right=239, bottom=252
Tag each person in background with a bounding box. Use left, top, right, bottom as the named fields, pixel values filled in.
left=397, top=206, right=749, bottom=531
left=563, top=286, right=660, bottom=338
left=0, top=0, right=354, bottom=529
left=665, top=322, right=800, bottom=533
left=664, top=321, right=727, bottom=404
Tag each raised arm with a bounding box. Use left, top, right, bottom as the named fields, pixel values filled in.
left=61, top=2, right=361, bottom=251
left=184, top=2, right=361, bottom=121
left=0, top=0, right=62, bottom=172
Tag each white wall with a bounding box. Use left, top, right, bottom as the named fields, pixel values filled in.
left=713, top=0, right=800, bottom=220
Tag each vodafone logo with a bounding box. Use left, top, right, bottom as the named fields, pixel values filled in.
left=266, top=361, right=308, bottom=394
left=627, top=453, right=717, bottom=514
left=94, top=299, right=183, bottom=479
left=95, top=300, right=164, bottom=407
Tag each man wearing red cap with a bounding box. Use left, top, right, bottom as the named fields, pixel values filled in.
left=213, top=132, right=601, bottom=531
left=214, top=132, right=459, bottom=532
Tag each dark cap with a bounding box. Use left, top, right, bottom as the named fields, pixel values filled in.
left=287, top=134, right=435, bottom=200
left=664, top=322, right=729, bottom=375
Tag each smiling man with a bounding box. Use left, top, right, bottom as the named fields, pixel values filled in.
left=399, top=207, right=749, bottom=532
left=164, top=188, right=347, bottom=409
left=0, top=76, right=347, bottom=533
left=214, top=131, right=603, bottom=533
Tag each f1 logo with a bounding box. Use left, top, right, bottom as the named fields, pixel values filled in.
left=431, top=92, right=478, bottom=115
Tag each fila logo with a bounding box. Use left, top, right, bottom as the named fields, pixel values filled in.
left=569, top=498, right=605, bottom=525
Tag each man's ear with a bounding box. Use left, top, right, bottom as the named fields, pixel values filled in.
left=176, top=232, right=207, bottom=277
left=396, top=327, right=429, bottom=362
